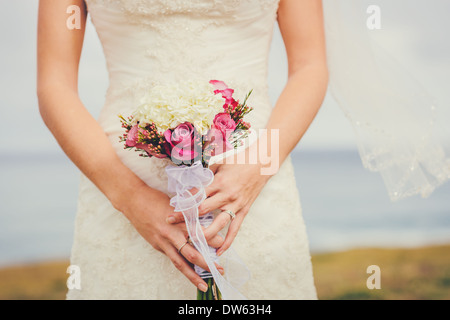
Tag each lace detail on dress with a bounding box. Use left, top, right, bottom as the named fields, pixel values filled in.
left=86, top=0, right=279, bottom=19
left=86, top=0, right=279, bottom=86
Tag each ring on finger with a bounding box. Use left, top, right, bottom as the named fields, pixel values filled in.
left=223, top=209, right=235, bottom=220
left=177, top=240, right=189, bottom=253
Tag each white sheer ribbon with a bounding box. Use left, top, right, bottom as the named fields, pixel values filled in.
left=166, top=161, right=248, bottom=300
left=322, top=0, right=450, bottom=201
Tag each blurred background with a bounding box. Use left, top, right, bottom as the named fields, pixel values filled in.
left=0, top=1, right=449, bottom=299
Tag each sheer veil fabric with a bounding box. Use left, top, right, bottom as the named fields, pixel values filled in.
left=322, top=0, right=450, bottom=201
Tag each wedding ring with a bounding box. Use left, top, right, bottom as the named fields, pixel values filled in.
left=223, top=209, right=235, bottom=220
left=177, top=240, right=189, bottom=253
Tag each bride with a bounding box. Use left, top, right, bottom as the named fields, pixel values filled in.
left=37, top=0, right=326, bottom=299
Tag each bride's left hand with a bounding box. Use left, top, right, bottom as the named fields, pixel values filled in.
left=167, top=155, right=271, bottom=256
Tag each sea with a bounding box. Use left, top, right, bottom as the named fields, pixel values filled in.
left=0, top=149, right=449, bottom=267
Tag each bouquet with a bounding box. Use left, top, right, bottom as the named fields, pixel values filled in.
left=119, top=80, right=253, bottom=300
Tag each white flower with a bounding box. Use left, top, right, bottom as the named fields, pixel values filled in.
left=132, top=80, right=224, bottom=135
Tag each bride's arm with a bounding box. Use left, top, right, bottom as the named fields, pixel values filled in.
left=264, top=0, right=329, bottom=165
left=168, top=0, right=328, bottom=255
left=37, top=0, right=215, bottom=292
left=37, top=1, right=139, bottom=209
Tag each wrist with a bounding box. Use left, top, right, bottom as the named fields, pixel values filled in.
left=249, top=131, right=282, bottom=179
left=100, top=159, right=154, bottom=214
left=108, top=175, right=145, bottom=214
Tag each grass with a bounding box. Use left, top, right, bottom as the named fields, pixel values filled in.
left=312, top=245, right=450, bottom=300
left=0, top=260, right=69, bottom=300
left=1, top=245, right=449, bottom=300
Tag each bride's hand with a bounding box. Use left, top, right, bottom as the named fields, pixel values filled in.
left=117, top=186, right=224, bottom=293
left=202, top=160, right=270, bottom=256
left=167, top=152, right=272, bottom=256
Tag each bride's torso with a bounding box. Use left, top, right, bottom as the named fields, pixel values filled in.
left=85, top=0, right=280, bottom=85
left=84, top=0, right=280, bottom=188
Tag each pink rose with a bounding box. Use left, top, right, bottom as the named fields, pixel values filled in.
left=126, top=124, right=168, bottom=158
left=212, top=113, right=236, bottom=141
left=210, top=80, right=238, bottom=110
left=125, top=124, right=141, bottom=147
left=206, top=113, right=236, bottom=156
left=164, top=122, right=200, bottom=162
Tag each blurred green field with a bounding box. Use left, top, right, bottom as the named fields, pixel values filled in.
left=1, top=245, right=449, bottom=300
left=312, top=245, right=450, bottom=300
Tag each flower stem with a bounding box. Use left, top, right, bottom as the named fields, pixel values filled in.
left=197, top=278, right=222, bottom=300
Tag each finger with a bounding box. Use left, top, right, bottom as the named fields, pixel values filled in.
left=216, top=212, right=244, bottom=256
left=214, top=262, right=225, bottom=275
left=208, top=234, right=225, bottom=249
left=166, top=199, right=223, bottom=224
left=166, top=189, right=224, bottom=224
left=166, top=187, right=205, bottom=224
left=204, top=182, right=220, bottom=198
left=166, top=211, right=184, bottom=224
left=175, top=239, right=207, bottom=271
left=169, top=220, right=222, bottom=248
left=168, top=219, right=188, bottom=236
left=203, top=211, right=234, bottom=241
left=198, top=193, right=229, bottom=216
left=170, top=225, right=224, bottom=248
left=208, top=163, right=220, bottom=174
left=178, top=239, right=224, bottom=275
left=162, top=243, right=209, bottom=292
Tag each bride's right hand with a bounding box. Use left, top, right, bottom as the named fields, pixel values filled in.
left=115, top=185, right=222, bottom=293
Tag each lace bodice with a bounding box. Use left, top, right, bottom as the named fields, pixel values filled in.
left=87, top=0, right=278, bottom=17
left=85, top=0, right=280, bottom=93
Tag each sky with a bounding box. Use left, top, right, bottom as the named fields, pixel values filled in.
left=0, top=0, right=449, bottom=155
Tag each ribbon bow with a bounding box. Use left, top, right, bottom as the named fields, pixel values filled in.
left=167, top=161, right=213, bottom=212
left=166, top=160, right=248, bottom=300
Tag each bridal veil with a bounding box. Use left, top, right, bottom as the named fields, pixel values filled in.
left=322, top=0, right=450, bottom=201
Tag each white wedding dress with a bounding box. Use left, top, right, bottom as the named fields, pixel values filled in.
left=67, top=0, right=317, bottom=300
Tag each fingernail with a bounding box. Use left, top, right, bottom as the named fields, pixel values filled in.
left=198, top=283, right=208, bottom=293
left=166, top=216, right=176, bottom=224
left=217, top=249, right=223, bottom=256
